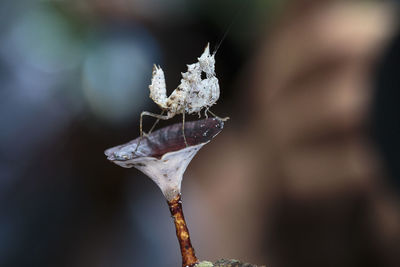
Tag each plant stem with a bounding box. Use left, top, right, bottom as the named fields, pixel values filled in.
left=167, top=194, right=199, bottom=267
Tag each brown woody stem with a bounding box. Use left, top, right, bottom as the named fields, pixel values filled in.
left=167, top=194, right=199, bottom=267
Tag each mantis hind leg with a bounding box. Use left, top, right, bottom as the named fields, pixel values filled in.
left=147, top=110, right=165, bottom=135
left=206, top=109, right=230, bottom=122
left=135, top=111, right=172, bottom=153
left=140, top=111, right=171, bottom=137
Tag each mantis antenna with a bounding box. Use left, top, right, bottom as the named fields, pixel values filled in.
left=136, top=3, right=249, bottom=152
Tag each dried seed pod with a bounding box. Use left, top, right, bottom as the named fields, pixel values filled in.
left=104, top=117, right=224, bottom=200
left=105, top=118, right=224, bottom=267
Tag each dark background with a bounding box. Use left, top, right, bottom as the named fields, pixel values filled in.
left=0, top=1, right=399, bottom=267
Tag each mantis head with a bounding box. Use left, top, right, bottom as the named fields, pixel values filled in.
left=198, top=43, right=216, bottom=77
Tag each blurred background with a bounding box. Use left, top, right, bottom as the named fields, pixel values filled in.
left=1, top=0, right=400, bottom=266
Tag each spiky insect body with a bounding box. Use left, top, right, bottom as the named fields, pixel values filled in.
left=137, top=43, right=226, bottom=150
left=149, top=43, right=220, bottom=119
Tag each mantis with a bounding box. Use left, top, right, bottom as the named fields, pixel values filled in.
left=137, top=43, right=228, bottom=150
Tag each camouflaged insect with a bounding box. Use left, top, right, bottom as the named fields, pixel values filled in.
left=149, top=43, right=219, bottom=118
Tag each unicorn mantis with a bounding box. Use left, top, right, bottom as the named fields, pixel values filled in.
left=138, top=43, right=228, bottom=149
